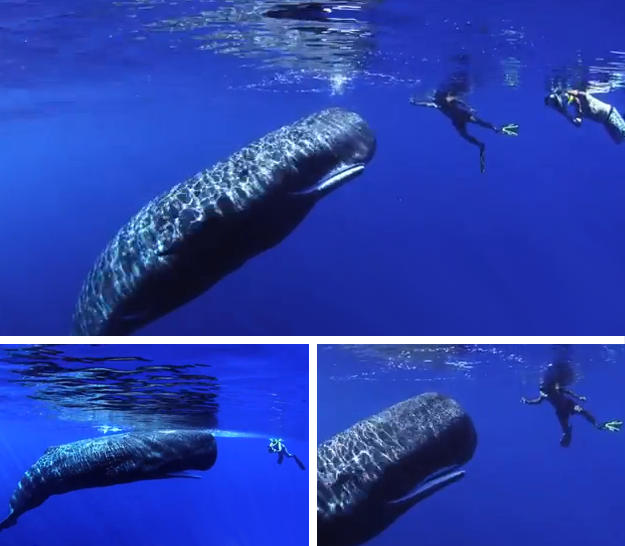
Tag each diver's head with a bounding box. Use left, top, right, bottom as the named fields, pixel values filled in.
left=544, top=93, right=560, bottom=108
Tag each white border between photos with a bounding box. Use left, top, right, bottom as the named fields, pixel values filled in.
left=0, top=336, right=622, bottom=344
left=0, top=335, right=623, bottom=546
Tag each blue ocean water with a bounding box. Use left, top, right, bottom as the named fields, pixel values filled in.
left=1, top=0, right=624, bottom=335
left=318, top=344, right=625, bottom=546
left=0, top=343, right=309, bottom=545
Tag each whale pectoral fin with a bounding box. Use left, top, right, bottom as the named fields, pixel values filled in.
left=290, top=163, right=365, bottom=196
left=388, top=469, right=466, bottom=509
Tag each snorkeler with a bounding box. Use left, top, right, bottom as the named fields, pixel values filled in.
left=521, top=356, right=622, bottom=447
left=544, top=88, right=625, bottom=144
left=409, top=90, right=519, bottom=173
left=268, top=438, right=306, bottom=470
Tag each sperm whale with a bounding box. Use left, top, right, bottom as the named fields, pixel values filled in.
left=0, top=429, right=217, bottom=532
left=72, top=107, right=376, bottom=335
left=317, top=392, right=477, bottom=546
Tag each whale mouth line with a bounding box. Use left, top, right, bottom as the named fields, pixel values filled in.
left=290, top=162, right=366, bottom=196
left=387, top=464, right=465, bottom=505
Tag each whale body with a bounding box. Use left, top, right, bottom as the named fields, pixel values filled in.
left=72, top=107, right=376, bottom=335
left=0, top=429, right=217, bottom=532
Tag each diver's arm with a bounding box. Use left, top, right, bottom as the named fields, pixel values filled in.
left=563, top=91, right=584, bottom=126
left=409, top=98, right=439, bottom=108
left=562, top=388, right=586, bottom=401
left=557, top=106, right=581, bottom=126
left=521, top=393, right=546, bottom=405
left=570, top=98, right=583, bottom=125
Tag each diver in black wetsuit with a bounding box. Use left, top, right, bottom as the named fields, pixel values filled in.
left=521, top=353, right=622, bottom=447
left=268, top=438, right=306, bottom=470
left=409, top=90, right=518, bottom=173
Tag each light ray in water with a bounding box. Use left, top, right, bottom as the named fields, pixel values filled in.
left=93, top=425, right=269, bottom=439
left=209, top=429, right=268, bottom=439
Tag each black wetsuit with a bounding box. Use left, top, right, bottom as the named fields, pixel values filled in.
left=522, top=380, right=623, bottom=447
left=523, top=347, right=622, bottom=446
left=536, top=385, right=597, bottom=447
left=436, top=95, right=501, bottom=150
left=410, top=91, right=502, bottom=173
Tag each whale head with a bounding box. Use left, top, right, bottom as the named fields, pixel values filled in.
left=276, top=107, right=376, bottom=198
left=317, top=393, right=477, bottom=546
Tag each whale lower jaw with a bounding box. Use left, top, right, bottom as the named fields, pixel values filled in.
left=290, top=163, right=366, bottom=196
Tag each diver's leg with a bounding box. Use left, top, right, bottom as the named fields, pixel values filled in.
left=573, top=404, right=598, bottom=426
left=453, top=121, right=486, bottom=173
left=557, top=412, right=572, bottom=447
left=470, top=115, right=499, bottom=132
left=604, top=107, right=625, bottom=144
left=277, top=452, right=285, bottom=465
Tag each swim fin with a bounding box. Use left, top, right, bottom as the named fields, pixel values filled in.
left=500, top=123, right=519, bottom=136
left=599, top=420, right=622, bottom=432
left=293, top=455, right=306, bottom=471
left=479, top=146, right=485, bottom=173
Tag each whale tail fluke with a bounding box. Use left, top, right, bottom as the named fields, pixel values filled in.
left=0, top=511, right=18, bottom=533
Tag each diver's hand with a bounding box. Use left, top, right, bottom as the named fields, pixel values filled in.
left=520, top=397, right=527, bottom=404
left=409, top=96, right=417, bottom=105
left=578, top=396, right=587, bottom=402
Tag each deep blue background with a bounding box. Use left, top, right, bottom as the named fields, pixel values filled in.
left=318, top=345, right=625, bottom=546
left=0, top=1, right=624, bottom=335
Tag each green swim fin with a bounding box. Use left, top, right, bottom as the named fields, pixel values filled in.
left=600, top=420, right=622, bottom=432
left=500, top=123, right=519, bottom=136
